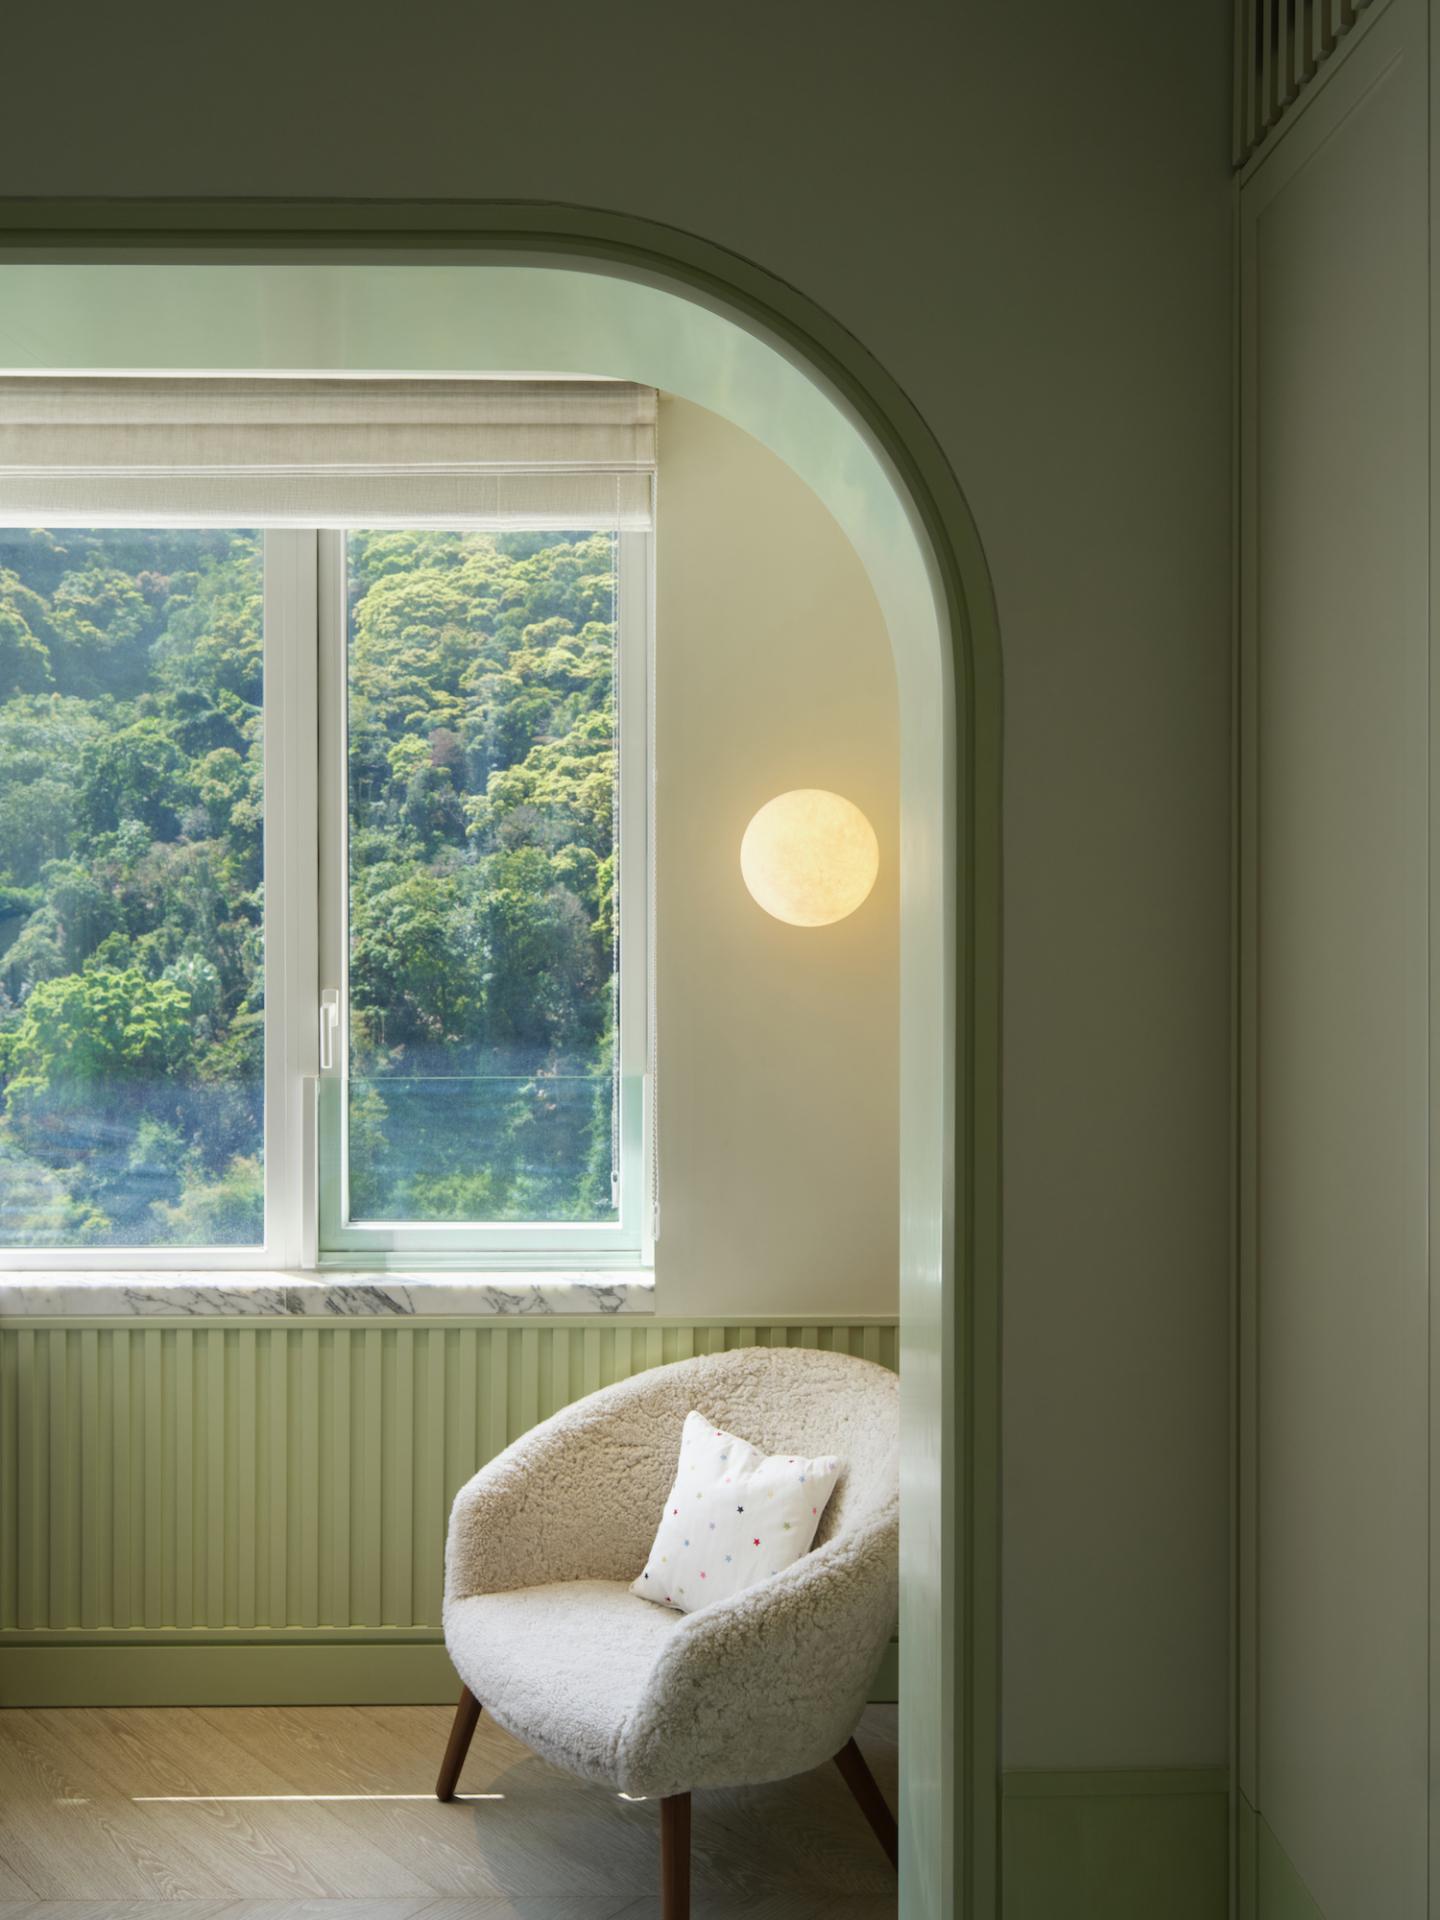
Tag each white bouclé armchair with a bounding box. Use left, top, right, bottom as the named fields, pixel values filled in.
left=435, top=1345, right=900, bottom=1917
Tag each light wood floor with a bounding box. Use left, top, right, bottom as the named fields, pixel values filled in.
left=0, top=1701, right=898, bottom=1920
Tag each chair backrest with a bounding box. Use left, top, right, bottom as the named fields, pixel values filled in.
left=602, top=1345, right=898, bottom=1546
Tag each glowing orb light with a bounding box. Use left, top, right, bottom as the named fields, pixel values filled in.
left=740, top=789, right=879, bottom=927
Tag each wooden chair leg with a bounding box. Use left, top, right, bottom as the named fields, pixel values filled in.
left=834, top=1736, right=898, bottom=1868
left=436, top=1685, right=482, bottom=1801
left=660, top=1790, right=691, bottom=1920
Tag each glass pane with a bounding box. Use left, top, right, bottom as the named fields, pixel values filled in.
left=0, top=529, right=264, bottom=1248
left=345, top=529, right=620, bottom=1225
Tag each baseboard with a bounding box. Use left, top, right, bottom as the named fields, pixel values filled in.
left=1001, top=1767, right=1229, bottom=1920
left=0, top=1631, right=900, bottom=1709
left=1235, top=1793, right=1329, bottom=1920
left=1238, top=1790, right=1257, bottom=1920
left=0, top=1637, right=460, bottom=1706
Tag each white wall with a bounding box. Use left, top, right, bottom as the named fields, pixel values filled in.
left=655, top=398, right=898, bottom=1319
left=0, top=0, right=1233, bottom=1771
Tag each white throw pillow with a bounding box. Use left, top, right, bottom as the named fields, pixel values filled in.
left=631, top=1410, right=843, bottom=1613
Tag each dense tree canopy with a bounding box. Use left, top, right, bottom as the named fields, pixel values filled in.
left=0, top=525, right=619, bottom=1247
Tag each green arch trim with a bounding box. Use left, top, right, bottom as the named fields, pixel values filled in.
left=0, top=195, right=1002, bottom=1920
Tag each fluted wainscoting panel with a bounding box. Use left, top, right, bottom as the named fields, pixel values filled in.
left=0, top=1318, right=898, bottom=1638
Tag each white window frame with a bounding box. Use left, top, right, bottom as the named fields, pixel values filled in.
left=314, top=524, right=653, bottom=1270
left=0, top=522, right=654, bottom=1274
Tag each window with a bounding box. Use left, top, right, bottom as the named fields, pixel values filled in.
left=0, top=528, right=266, bottom=1250
left=317, top=524, right=651, bottom=1264
left=0, top=378, right=656, bottom=1271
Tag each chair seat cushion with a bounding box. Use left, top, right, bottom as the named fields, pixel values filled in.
left=445, top=1578, right=683, bottom=1787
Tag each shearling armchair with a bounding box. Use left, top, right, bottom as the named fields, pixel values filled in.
left=435, top=1345, right=900, bottom=1917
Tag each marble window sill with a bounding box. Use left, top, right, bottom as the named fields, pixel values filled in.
left=0, top=1271, right=656, bottom=1318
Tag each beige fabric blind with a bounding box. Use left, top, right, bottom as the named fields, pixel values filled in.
left=0, top=376, right=656, bottom=527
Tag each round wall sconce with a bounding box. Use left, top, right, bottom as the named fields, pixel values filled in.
left=740, top=788, right=880, bottom=927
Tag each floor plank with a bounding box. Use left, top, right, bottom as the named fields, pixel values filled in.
left=0, top=1715, right=231, bottom=1901
left=0, top=1908, right=240, bottom=1920
left=205, top=1707, right=715, bottom=1902
left=17, top=1710, right=430, bottom=1901
left=0, top=1705, right=897, bottom=1915
left=194, top=1709, right=546, bottom=1898
left=0, top=1902, right=894, bottom=1920
left=0, top=1904, right=649, bottom=1920
left=0, top=1864, right=40, bottom=1903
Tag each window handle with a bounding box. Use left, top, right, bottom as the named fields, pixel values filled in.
left=319, top=989, right=340, bottom=1073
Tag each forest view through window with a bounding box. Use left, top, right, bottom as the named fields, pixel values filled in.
left=0, top=521, right=641, bottom=1258
left=0, top=528, right=264, bottom=1248
left=342, top=528, right=624, bottom=1229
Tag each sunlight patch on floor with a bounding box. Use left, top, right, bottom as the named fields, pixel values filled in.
left=131, top=1791, right=505, bottom=1803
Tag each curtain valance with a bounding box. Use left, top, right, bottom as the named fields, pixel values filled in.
left=0, top=377, right=657, bottom=527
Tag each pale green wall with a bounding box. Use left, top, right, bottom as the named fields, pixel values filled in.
left=1238, top=5, right=1432, bottom=1917
left=656, top=398, right=898, bottom=1318
left=987, top=15, right=1232, bottom=1770
left=0, top=0, right=1234, bottom=1776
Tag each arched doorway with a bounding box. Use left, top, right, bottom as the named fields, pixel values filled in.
left=0, top=199, right=1003, bottom=1920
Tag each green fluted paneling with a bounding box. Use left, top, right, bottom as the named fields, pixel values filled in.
left=0, top=1316, right=898, bottom=1639
left=1001, top=1770, right=1228, bottom=1920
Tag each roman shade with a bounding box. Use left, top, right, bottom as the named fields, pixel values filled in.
left=0, top=376, right=657, bottom=527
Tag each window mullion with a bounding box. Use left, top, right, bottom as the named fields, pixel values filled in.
left=262, top=529, right=320, bottom=1268
left=314, top=529, right=349, bottom=1257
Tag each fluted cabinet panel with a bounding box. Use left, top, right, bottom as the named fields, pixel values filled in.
left=1233, top=0, right=1379, bottom=165
left=0, top=1318, right=898, bottom=1635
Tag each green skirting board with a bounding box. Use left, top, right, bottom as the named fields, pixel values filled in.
left=998, top=1776, right=1328, bottom=1919
left=1237, top=1793, right=1331, bottom=1920
left=0, top=1632, right=899, bottom=1708
left=1001, top=1769, right=1229, bottom=1920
